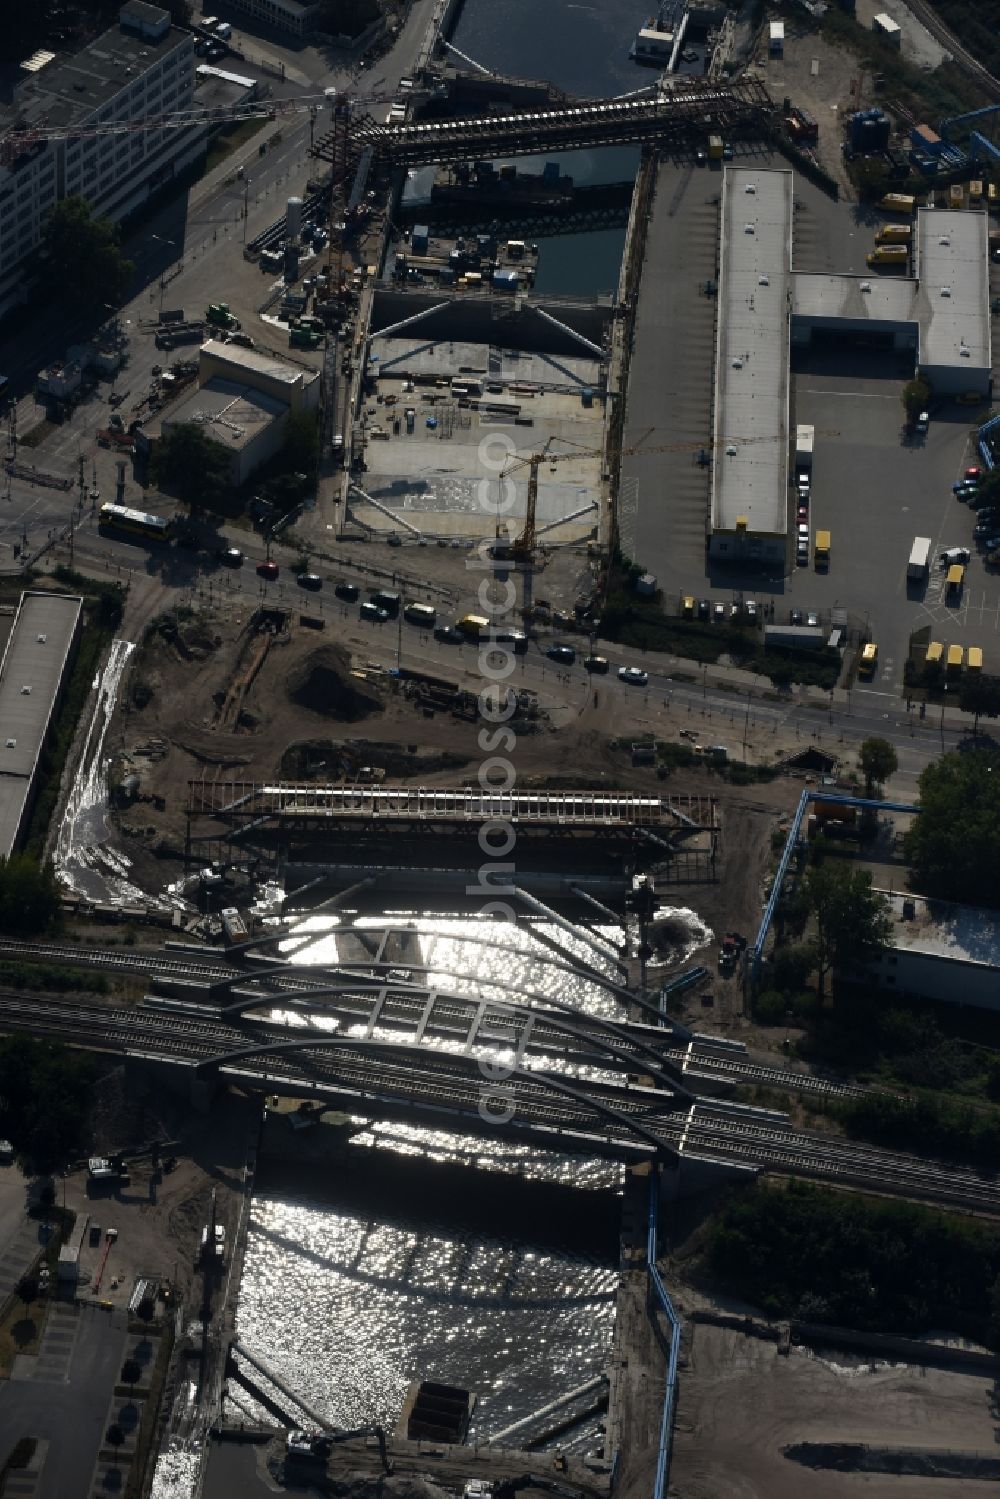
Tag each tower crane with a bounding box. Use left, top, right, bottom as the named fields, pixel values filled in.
left=497, top=431, right=839, bottom=569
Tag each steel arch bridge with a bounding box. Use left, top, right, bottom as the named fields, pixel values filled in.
left=195, top=1032, right=682, bottom=1161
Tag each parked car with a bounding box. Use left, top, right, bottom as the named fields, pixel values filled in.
left=618, top=666, right=648, bottom=686
left=695, top=148, right=707, bottom=165
left=296, top=573, right=323, bottom=591
left=216, top=546, right=244, bottom=568
left=796, top=545, right=809, bottom=567
left=965, top=466, right=981, bottom=481
left=978, top=535, right=1000, bottom=553
left=790, top=608, right=804, bottom=625
left=940, top=546, right=971, bottom=565
left=745, top=600, right=758, bottom=621
left=953, top=480, right=979, bottom=497
left=584, top=655, right=609, bottom=673
left=712, top=601, right=726, bottom=621
left=797, top=505, right=809, bottom=522
left=547, top=644, right=576, bottom=664
left=256, top=560, right=279, bottom=580
left=334, top=581, right=359, bottom=601
left=914, top=410, right=929, bottom=434
left=697, top=598, right=711, bottom=620
left=387, top=533, right=402, bottom=547
left=360, top=601, right=390, bottom=622
left=807, top=610, right=819, bottom=628
left=433, top=624, right=464, bottom=643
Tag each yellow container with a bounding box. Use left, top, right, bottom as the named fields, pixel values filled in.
left=967, top=645, right=983, bottom=672
left=946, top=644, right=964, bottom=675
left=925, top=641, right=943, bottom=667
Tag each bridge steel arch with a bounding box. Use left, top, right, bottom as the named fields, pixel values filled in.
left=196, top=1033, right=677, bottom=1158
left=218, top=975, right=696, bottom=1098
left=213, top=926, right=687, bottom=1033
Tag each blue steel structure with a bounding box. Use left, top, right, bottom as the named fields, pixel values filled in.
left=647, top=1173, right=681, bottom=1499
left=978, top=413, right=1000, bottom=470
left=939, top=105, right=1000, bottom=167
left=750, top=790, right=920, bottom=982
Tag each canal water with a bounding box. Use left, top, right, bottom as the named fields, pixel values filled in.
left=218, top=905, right=710, bottom=1446
left=449, top=0, right=662, bottom=296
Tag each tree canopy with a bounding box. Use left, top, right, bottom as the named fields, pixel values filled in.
left=40, top=197, right=134, bottom=309
left=859, top=736, right=898, bottom=798
left=0, top=1035, right=92, bottom=1175
left=149, top=423, right=232, bottom=509
left=958, top=673, right=1000, bottom=735
left=316, top=0, right=381, bottom=37
left=905, top=749, right=1000, bottom=905
left=0, top=855, right=59, bottom=935
left=804, top=861, right=891, bottom=994
left=705, top=1181, right=1000, bottom=1345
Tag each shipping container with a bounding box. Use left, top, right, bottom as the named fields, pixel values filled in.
left=967, top=645, right=983, bottom=672
left=946, top=644, right=964, bottom=675
left=907, top=536, right=931, bottom=581
left=925, top=641, right=943, bottom=668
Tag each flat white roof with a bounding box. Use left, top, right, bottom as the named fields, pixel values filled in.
left=792, top=272, right=918, bottom=325
left=881, top=890, right=1000, bottom=969
left=0, top=592, right=82, bottom=856
left=198, top=342, right=306, bottom=388
left=711, top=167, right=792, bottom=538
left=915, top=208, right=991, bottom=376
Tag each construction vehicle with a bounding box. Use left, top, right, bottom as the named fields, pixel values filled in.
left=290, top=326, right=321, bottom=349
left=206, top=302, right=240, bottom=331
left=866, top=245, right=909, bottom=267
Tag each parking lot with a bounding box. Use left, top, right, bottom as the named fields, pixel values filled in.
left=623, top=149, right=1000, bottom=688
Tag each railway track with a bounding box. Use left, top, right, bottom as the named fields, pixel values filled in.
left=0, top=939, right=868, bottom=1102
left=902, top=0, right=1000, bottom=102
left=0, top=989, right=997, bottom=1212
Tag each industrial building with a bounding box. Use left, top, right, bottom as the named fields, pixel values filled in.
left=710, top=168, right=991, bottom=563
left=136, top=341, right=321, bottom=486
left=870, top=891, right=1000, bottom=1013
left=0, top=3, right=203, bottom=320
left=223, top=0, right=321, bottom=36
left=708, top=167, right=793, bottom=565
left=0, top=592, right=83, bottom=859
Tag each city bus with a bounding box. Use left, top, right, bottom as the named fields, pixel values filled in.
left=98, top=503, right=175, bottom=542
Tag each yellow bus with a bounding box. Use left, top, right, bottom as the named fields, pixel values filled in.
left=946, top=563, right=966, bottom=596
left=866, top=245, right=908, bottom=266
left=969, top=179, right=984, bottom=205
left=457, top=613, right=491, bottom=640
left=879, top=192, right=917, bottom=215
left=875, top=224, right=912, bottom=244
left=925, top=641, right=943, bottom=668
left=967, top=645, right=983, bottom=672
left=946, top=644, right=964, bottom=676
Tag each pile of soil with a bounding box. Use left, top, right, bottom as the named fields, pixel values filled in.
left=285, top=646, right=383, bottom=722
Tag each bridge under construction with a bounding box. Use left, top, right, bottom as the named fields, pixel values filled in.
left=183, top=782, right=720, bottom=886
left=312, top=77, right=777, bottom=171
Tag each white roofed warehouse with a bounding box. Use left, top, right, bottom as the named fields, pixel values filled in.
left=708, top=167, right=792, bottom=566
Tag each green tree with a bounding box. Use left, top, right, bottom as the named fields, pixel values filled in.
left=958, top=673, right=1000, bottom=735
left=770, top=942, right=816, bottom=995
left=859, top=736, right=898, bottom=798
left=282, top=409, right=320, bottom=476
left=905, top=749, right=1000, bottom=905
left=0, top=1036, right=92, bottom=1176
left=901, top=377, right=930, bottom=422
left=805, top=863, right=891, bottom=995
left=149, top=423, right=232, bottom=509
left=40, top=197, right=134, bottom=308
left=0, top=855, right=59, bottom=934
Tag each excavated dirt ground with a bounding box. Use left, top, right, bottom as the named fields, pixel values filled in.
left=669, top=1320, right=1000, bottom=1499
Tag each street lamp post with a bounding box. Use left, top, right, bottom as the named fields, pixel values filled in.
left=149, top=233, right=176, bottom=315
